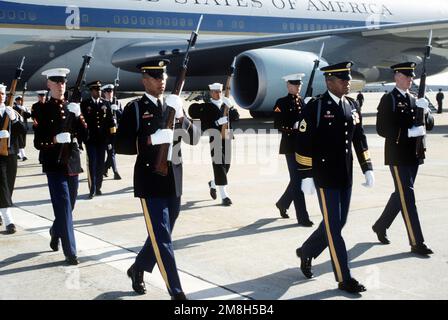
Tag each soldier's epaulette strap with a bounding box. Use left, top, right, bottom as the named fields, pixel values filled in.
left=345, top=96, right=359, bottom=110
left=126, top=98, right=141, bottom=108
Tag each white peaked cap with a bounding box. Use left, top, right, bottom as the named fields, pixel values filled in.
left=0, top=84, right=7, bottom=94
left=101, top=84, right=115, bottom=90
left=36, top=90, right=48, bottom=95
left=282, top=73, right=305, bottom=82
left=41, top=68, right=70, bottom=78
left=208, top=83, right=223, bottom=91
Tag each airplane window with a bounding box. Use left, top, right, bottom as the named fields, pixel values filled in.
left=148, top=17, right=154, bottom=25
left=114, top=16, right=120, bottom=24
left=180, top=18, right=186, bottom=27
left=322, top=24, right=327, bottom=29
left=289, top=23, right=295, bottom=31
left=316, top=25, right=321, bottom=30
left=28, top=11, right=36, bottom=21
left=282, top=23, right=288, bottom=31
left=164, top=17, right=170, bottom=26
left=7, top=11, right=15, bottom=20
left=156, top=17, right=162, bottom=26
left=303, top=24, right=308, bottom=31
left=232, top=20, right=238, bottom=29
left=217, top=20, right=223, bottom=28
left=0, top=11, right=5, bottom=19
left=131, top=16, right=138, bottom=25
left=239, top=21, right=244, bottom=29
left=296, top=23, right=301, bottom=31
left=123, top=16, right=129, bottom=25
left=140, top=17, right=146, bottom=25
left=310, top=24, right=315, bottom=31
left=82, top=14, right=88, bottom=23
left=172, top=18, right=178, bottom=27
left=187, top=19, right=193, bottom=27
left=19, top=11, right=26, bottom=20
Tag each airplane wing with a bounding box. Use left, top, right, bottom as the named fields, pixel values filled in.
left=112, top=18, right=448, bottom=76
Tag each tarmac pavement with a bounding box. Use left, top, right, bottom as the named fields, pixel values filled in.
left=1, top=92, right=447, bottom=300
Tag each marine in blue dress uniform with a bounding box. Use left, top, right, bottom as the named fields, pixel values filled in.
left=80, top=81, right=116, bottom=198
left=273, top=73, right=313, bottom=226
left=115, top=60, right=200, bottom=300
left=295, top=62, right=375, bottom=294
left=33, top=68, right=88, bottom=265
left=0, top=84, right=26, bottom=234
left=372, top=62, right=434, bottom=256
left=188, top=82, right=238, bottom=206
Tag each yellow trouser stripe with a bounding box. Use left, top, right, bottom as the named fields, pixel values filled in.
left=393, top=167, right=417, bottom=246
left=295, top=153, right=312, bottom=167
left=320, top=188, right=343, bottom=282
left=140, top=198, right=170, bottom=290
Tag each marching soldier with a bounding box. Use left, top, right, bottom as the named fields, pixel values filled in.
left=295, top=62, right=375, bottom=294
left=356, top=91, right=365, bottom=109
left=101, top=83, right=122, bottom=180
left=272, top=74, right=313, bottom=226
left=33, top=68, right=87, bottom=265
left=436, top=88, right=444, bottom=114
left=31, top=90, right=48, bottom=120
left=13, top=96, right=31, bottom=161
left=188, top=83, right=238, bottom=206
left=80, top=81, right=116, bottom=198
left=115, top=60, right=200, bottom=300
left=0, top=84, right=26, bottom=234
left=372, top=62, right=434, bottom=256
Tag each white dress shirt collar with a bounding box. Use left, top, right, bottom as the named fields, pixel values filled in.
left=328, top=90, right=345, bottom=106
left=145, top=93, right=163, bottom=106
left=395, top=87, right=409, bottom=97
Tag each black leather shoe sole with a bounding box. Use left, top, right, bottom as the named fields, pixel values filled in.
left=296, top=248, right=313, bottom=279
left=372, top=226, right=390, bottom=244
left=114, top=173, right=122, bottom=180
left=298, top=220, right=314, bottom=227
left=338, top=279, right=366, bottom=294
left=6, top=224, right=16, bottom=234
left=65, top=256, right=79, bottom=265
left=171, top=292, right=188, bottom=300
left=222, top=198, right=232, bottom=206
left=208, top=181, right=217, bottom=200
left=127, top=266, right=147, bottom=295
left=411, top=245, right=434, bottom=256
left=275, top=203, right=289, bottom=218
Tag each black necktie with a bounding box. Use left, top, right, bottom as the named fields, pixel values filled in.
left=157, top=98, right=165, bottom=112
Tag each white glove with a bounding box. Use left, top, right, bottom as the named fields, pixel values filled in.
left=301, top=178, right=316, bottom=195
left=111, top=104, right=119, bottom=111
left=5, top=107, right=16, bottom=121
left=165, top=94, right=184, bottom=119
left=408, top=125, right=426, bottom=138
left=17, top=104, right=26, bottom=111
left=304, top=97, right=312, bottom=105
left=0, top=130, right=10, bottom=139
left=107, top=144, right=112, bottom=150
left=67, top=103, right=81, bottom=117
left=222, top=96, right=234, bottom=108
left=362, top=170, right=375, bottom=188
left=55, top=132, right=71, bottom=144
left=416, top=98, right=430, bottom=114
left=150, top=129, right=173, bottom=145
left=293, top=121, right=300, bottom=129
left=215, top=116, right=228, bottom=126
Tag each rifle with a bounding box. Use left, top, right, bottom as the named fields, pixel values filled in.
left=220, top=57, right=236, bottom=140
left=0, top=56, right=25, bottom=156
left=21, top=81, right=27, bottom=106
left=153, top=15, right=203, bottom=176
left=304, top=43, right=325, bottom=99
left=113, top=67, right=120, bottom=105
left=58, top=37, right=96, bottom=163
left=415, top=30, right=432, bottom=157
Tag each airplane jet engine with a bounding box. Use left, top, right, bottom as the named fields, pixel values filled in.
left=232, top=48, right=328, bottom=117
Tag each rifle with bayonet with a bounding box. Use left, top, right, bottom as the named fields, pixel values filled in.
left=153, top=15, right=203, bottom=176
left=58, top=37, right=96, bottom=164
left=113, top=67, right=120, bottom=105
left=415, top=30, right=433, bottom=158
left=0, top=56, right=25, bottom=156
left=221, top=57, right=236, bottom=140
left=304, top=43, right=325, bottom=99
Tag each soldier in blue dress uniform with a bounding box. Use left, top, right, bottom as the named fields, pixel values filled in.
left=372, top=62, right=434, bottom=256
left=33, top=68, right=88, bottom=265
left=115, top=59, right=200, bottom=300
left=295, top=62, right=375, bottom=294
left=273, top=73, right=313, bottom=226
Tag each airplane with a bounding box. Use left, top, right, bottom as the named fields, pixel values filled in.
left=1, top=0, right=448, bottom=117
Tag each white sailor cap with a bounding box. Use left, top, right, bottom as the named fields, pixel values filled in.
left=36, top=90, right=48, bottom=95
left=42, top=68, right=70, bottom=81
left=0, top=84, right=7, bottom=94
left=15, top=95, right=23, bottom=100
left=282, top=73, right=305, bottom=84
left=208, top=83, right=223, bottom=91
left=101, top=84, right=114, bottom=91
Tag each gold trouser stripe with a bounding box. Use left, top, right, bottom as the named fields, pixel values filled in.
left=140, top=198, right=170, bottom=290
left=319, top=188, right=344, bottom=282
left=86, top=152, right=91, bottom=190
left=392, top=167, right=417, bottom=246
left=295, top=153, right=312, bottom=167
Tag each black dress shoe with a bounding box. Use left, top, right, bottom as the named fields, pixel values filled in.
left=171, top=292, right=188, bottom=300
left=222, top=197, right=232, bottom=206
left=6, top=224, right=16, bottom=234
left=275, top=203, right=289, bottom=218
left=296, top=247, right=313, bottom=279
left=338, top=278, right=366, bottom=294
left=22, top=157, right=28, bottom=161
left=114, top=173, right=122, bottom=180
left=95, top=190, right=102, bottom=196
left=298, top=219, right=314, bottom=227
left=372, top=225, right=390, bottom=244
left=88, top=193, right=94, bottom=199
left=0, top=215, right=3, bottom=226
left=127, top=264, right=146, bottom=295
left=208, top=181, right=217, bottom=200
left=103, top=171, right=109, bottom=178
left=411, top=243, right=434, bottom=256
left=49, top=229, right=59, bottom=252
left=65, top=255, right=79, bottom=265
